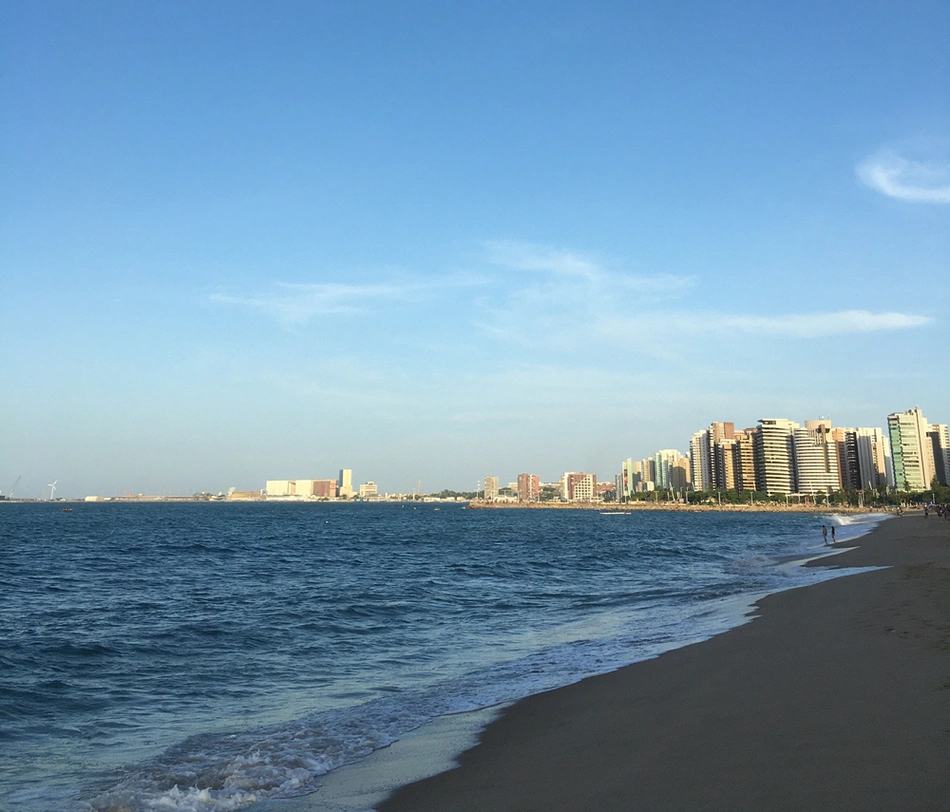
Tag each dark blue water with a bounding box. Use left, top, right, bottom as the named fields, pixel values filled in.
left=0, top=503, right=882, bottom=811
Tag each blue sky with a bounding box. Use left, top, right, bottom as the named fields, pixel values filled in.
left=2, top=1, right=948, bottom=498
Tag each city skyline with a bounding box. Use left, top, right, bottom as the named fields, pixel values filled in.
left=11, top=402, right=945, bottom=501
left=3, top=3, right=948, bottom=499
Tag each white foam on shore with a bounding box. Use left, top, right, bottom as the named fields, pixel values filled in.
left=245, top=706, right=505, bottom=812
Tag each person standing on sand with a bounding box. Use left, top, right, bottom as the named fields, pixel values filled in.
left=831, top=526, right=836, bottom=543
left=822, top=525, right=828, bottom=545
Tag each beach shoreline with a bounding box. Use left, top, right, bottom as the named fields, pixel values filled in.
left=465, top=499, right=889, bottom=513
left=374, top=513, right=950, bottom=811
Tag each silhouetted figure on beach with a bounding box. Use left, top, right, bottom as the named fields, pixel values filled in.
left=831, top=526, right=836, bottom=543
left=822, top=525, right=828, bottom=545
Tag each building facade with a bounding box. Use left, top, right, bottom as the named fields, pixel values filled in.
left=517, top=473, right=540, bottom=502
left=753, top=418, right=799, bottom=494
left=888, top=408, right=936, bottom=491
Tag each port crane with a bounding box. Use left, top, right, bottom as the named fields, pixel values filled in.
left=7, top=475, right=21, bottom=499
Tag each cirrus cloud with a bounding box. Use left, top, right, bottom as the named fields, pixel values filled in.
left=856, top=148, right=950, bottom=203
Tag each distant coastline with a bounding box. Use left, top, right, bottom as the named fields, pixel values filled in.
left=465, top=499, right=887, bottom=514
left=0, top=497, right=893, bottom=514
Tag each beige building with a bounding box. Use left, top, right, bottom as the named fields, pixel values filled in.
left=562, top=472, right=596, bottom=502
left=338, top=469, right=355, bottom=498
left=359, top=481, right=378, bottom=499
left=484, top=476, right=499, bottom=501
left=794, top=422, right=841, bottom=494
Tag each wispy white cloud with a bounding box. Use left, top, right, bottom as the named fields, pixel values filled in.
left=713, top=310, right=932, bottom=337
left=212, top=282, right=410, bottom=326
left=475, top=242, right=934, bottom=354
left=212, top=274, right=485, bottom=327
left=598, top=310, right=932, bottom=343
left=856, top=148, right=950, bottom=203
left=485, top=239, right=695, bottom=295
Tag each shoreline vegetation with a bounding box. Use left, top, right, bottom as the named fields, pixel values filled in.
left=465, top=499, right=886, bottom=513
left=376, top=513, right=950, bottom=812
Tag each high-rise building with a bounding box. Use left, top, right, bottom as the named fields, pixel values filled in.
left=517, top=473, right=540, bottom=502
left=753, top=418, right=799, bottom=494
left=853, top=427, right=892, bottom=490
left=888, top=408, right=936, bottom=491
left=794, top=422, right=840, bottom=494
left=828, top=427, right=858, bottom=490
left=654, top=449, right=688, bottom=490
left=338, top=469, right=355, bottom=498
left=928, top=423, right=950, bottom=486
left=689, top=432, right=710, bottom=492
left=733, top=429, right=757, bottom=492
left=708, top=422, right=735, bottom=490
left=620, top=458, right=634, bottom=499
left=484, top=476, right=499, bottom=501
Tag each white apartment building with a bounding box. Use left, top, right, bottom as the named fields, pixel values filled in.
left=753, top=418, right=799, bottom=494
left=689, top=431, right=711, bottom=492
left=854, top=427, right=893, bottom=489
left=794, top=422, right=840, bottom=494
left=484, top=476, right=499, bottom=501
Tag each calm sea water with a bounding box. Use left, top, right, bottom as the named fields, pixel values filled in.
left=0, top=503, right=882, bottom=811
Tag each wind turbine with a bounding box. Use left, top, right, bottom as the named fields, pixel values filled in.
left=48, top=480, right=58, bottom=501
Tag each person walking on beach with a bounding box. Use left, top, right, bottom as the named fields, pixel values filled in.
left=831, top=526, right=836, bottom=543
left=822, top=525, right=828, bottom=545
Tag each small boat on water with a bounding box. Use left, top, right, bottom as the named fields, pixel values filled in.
left=61, top=508, right=73, bottom=513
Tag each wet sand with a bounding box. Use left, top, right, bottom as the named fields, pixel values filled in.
left=378, top=514, right=950, bottom=811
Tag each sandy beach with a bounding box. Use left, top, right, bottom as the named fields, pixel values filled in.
left=377, top=513, right=950, bottom=812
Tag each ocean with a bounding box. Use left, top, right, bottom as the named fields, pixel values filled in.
left=0, top=502, right=883, bottom=812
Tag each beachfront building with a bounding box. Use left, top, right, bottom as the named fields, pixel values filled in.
left=853, top=427, right=893, bottom=490
left=888, top=408, right=936, bottom=491
left=794, top=421, right=841, bottom=494
left=484, top=476, right=499, bottom=501
left=265, top=479, right=294, bottom=497
left=753, top=419, right=799, bottom=494
left=828, top=427, right=857, bottom=491
left=359, top=481, right=378, bottom=499
left=929, top=424, right=950, bottom=486
left=338, top=469, right=355, bottom=498
left=265, top=479, right=338, bottom=498
left=296, top=479, right=317, bottom=497
left=562, top=472, right=597, bottom=502
left=517, top=473, right=540, bottom=502
left=313, top=479, right=338, bottom=498
left=733, top=429, right=757, bottom=492
left=707, top=422, right=735, bottom=490
left=689, top=432, right=710, bottom=492
left=653, top=449, right=689, bottom=491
